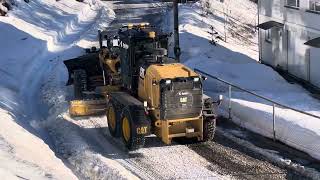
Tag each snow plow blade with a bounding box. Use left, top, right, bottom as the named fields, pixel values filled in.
left=69, top=99, right=107, bottom=117
left=63, top=52, right=101, bottom=86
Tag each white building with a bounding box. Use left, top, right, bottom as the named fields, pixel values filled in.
left=258, top=0, right=320, bottom=87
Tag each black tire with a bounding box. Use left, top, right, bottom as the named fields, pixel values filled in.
left=73, top=69, right=87, bottom=99
left=121, top=109, right=145, bottom=150
left=203, top=117, right=216, bottom=142
left=106, top=100, right=121, bottom=137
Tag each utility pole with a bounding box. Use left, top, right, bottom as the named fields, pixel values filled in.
left=173, top=0, right=181, bottom=62
left=223, top=3, right=229, bottom=42
left=258, top=0, right=261, bottom=62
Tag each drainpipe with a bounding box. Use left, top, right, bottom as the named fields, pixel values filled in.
left=258, top=0, right=261, bottom=62
left=173, top=0, right=181, bottom=62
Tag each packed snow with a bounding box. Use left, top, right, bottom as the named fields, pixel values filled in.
left=179, top=0, right=320, bottom=160
left=0, top=109, right=77, bottom=179
left=0, top=0, right=119, bottom=178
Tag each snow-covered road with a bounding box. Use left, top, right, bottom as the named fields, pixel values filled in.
left=0, top=0, right=318, bottom=179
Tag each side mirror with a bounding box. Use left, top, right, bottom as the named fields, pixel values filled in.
left=201, top=75, right=207, bottom=81
left=218, top=95, right=223, bottom=105
left=219, top=95, right=223, bottom=101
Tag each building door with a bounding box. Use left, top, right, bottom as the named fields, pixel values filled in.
left=310, top=48, right=320, bottom=88
left=287, top=30, right=309, bottom=81
left=272, top=28, right=285, bottom=69
left=287, top=30, right=295, bottom=75
left=261, top=29, right=273, bottom=66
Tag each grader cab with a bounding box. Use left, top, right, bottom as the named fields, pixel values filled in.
left=64, top=23, right=221, bottom=150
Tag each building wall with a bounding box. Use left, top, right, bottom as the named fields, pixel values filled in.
left=259, top=0, right=320, bottom=87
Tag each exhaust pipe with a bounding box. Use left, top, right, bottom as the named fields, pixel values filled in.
left=173, top=0, right=181, bottom=62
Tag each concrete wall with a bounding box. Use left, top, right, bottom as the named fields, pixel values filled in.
left=259, top=0, right=320, bottom=87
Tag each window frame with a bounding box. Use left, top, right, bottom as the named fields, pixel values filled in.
left=309, top=0, right=320, bottom=12
left=286, top=0, right=300, bottom=8
left=265, top=29, right=272, bottom=43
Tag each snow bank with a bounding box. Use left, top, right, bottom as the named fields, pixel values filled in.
left=179, top=2, right=320, bottom=160
left=0, top=0, right=115, bottom=178
left=0, top=109, right=77, bottom=179
left=0, top=0, right=139, bottom=178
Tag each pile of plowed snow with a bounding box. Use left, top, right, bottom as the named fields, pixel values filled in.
left=0, top=108, right=77, bottom=179
left=0, top=0, right=114, bottom=178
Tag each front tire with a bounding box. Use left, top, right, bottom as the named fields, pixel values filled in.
left=121, top=110, right=145, bottom=150
left=203, top=117, right=216, bottom=142
left=107, top=101, right=120, bottom=137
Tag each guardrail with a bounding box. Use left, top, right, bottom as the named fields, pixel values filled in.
left=194, top=68, right=320, bottom=141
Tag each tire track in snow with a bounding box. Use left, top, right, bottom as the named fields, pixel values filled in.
left=67, top=115, right=227, bottom=180
left=85, top=118, right=166, bottom=180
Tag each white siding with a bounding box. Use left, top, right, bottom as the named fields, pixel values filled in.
left=310, top=48, right=320, bottom=87
left=259, top=0, right=284, bottom=20
left=287, top=29, right=309, bottom=81
left=259, top=0, right=320, bottom=87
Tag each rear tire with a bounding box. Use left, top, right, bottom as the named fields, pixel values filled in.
left=121, top=109, right=145, bottom=150
left=203, top=117, right=216, bottom=142
left=106, top=101, right=120, bottom=137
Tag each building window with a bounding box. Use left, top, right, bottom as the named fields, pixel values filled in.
left=286, top=0, right=300, bottom=7
left=265, top=29, right=272, bottom=43
left=310, top=0, right=320, bottom=12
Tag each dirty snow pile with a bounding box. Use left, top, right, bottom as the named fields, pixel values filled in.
left=0, top=0, right=125, bottom=179
left=179, top=1, right=320, bottom=160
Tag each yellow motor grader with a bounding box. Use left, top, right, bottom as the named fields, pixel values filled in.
left=64, top=23, right=221, bottom=150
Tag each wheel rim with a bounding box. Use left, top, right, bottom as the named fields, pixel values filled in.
left=122, top=117, right=130, bottom=142
left=108, top=106, right=116, bottom=130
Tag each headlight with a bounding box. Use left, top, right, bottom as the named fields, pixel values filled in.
left=165, top=79, right=172, bottom=84
left=194, top=77, right=200, bottom=82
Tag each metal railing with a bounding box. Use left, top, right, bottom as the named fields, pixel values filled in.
left=195, top=68, right=320, bottom=141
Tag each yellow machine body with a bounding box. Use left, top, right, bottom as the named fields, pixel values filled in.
left=138, top=63, right=203, bottom=144
left=99, top=48, right=120, bottom=74
left=65, top=24, right=217, bottom=149
left=69, top=100, right=107, bottom=116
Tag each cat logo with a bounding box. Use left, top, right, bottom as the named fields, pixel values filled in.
left=137, top=126, right=148, bottom=134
